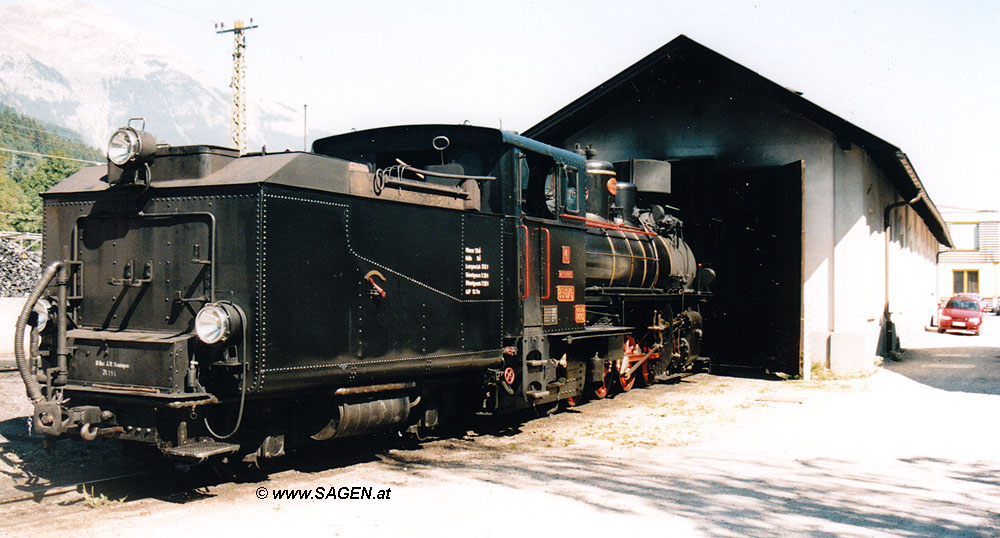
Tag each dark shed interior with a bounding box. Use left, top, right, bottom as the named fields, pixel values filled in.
left=663, top=160, right=802, bottom=374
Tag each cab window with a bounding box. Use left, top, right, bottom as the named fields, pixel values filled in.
left=563, top=167, right=579, bottom=214
left=520, top=151, right=557, bottom=220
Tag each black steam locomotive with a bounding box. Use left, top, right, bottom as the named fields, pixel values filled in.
left=14, top=122, right=713, bottom=462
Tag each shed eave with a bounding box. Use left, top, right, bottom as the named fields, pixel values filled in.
left=894, top=152, right=952, bottom=248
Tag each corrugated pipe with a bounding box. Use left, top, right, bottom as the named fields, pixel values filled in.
left=15, top=261, right=63, bottom=403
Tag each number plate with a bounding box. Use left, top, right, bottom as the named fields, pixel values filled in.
left=556, top=285, right=575, bottom=302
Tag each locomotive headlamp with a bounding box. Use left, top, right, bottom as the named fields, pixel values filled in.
left=107, top=127, right=156, bottom=166
left=30, top=298, right=52, bottom=332
left=106, top=121, right=157, bottom=186
left=195, top=302, right=243, bottom=345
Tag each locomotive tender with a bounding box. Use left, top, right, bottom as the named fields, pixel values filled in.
left=14, top=122, right=713, bottom=462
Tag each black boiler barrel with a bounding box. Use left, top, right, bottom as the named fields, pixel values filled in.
left=584, top=223, right=696, bottom=291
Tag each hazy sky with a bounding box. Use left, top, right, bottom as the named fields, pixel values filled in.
left=28, top=1, right=1000, bottom=210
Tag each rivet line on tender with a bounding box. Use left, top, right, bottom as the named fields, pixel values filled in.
left=258, top=190, right=269, bottom=386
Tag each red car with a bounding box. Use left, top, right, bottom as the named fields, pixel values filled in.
left=938, top=295, right=984, bottom=335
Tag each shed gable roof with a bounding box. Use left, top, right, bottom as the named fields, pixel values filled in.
left=525, top=35, right=951, bottom=247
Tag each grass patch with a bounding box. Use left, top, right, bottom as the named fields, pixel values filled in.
left=83, top=487, right=126, bottom=509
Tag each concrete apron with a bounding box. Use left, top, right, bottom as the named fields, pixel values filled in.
left=0, top=297, right=27, bottom=371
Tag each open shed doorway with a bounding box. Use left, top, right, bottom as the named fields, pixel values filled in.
left=657, top=160, right=803, bottom=375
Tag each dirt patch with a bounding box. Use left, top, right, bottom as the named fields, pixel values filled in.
left=0, top=373, right=156, bottom=504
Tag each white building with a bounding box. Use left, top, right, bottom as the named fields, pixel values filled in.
left=526, top=36, right=952, bottom=378
left=937, top=209, right=1000, bottom=309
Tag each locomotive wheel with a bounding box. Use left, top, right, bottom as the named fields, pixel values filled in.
left=620, top=336, right=650, bottom=390
left=589, top=362, right=612, bottom=399
left=676, top=310, right=704, bottom=370
left=636, top=360, right=652, bottom=387
left=591, top=380, right=609, bottom=399
left=616, top=354, right=636, bottom=392
left=617, top=365, right=636, bottom=392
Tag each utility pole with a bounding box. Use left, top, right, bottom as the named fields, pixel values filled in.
left=216, top=19, right=258, bottom=154
left=303, top=104, right=308, bottom=151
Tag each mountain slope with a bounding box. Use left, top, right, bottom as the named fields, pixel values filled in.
left=0, top=0, right=301, bottom=150
left=0, top=106, right=101, bottom=232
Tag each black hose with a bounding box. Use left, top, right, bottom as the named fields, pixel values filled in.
left=15, top=261, right=63, bottom=403
left=203, top=357, right=247, bottom=439
left=203, top=305, right=249, bottom=439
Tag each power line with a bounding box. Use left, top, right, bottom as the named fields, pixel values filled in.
left=0, top=147, right=102, bottom=165
left=0, top=130, right=99, bottom=155
left=0, top=120, right=89, bottom=143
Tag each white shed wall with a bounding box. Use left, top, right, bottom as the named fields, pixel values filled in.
left=554, top=77, right=942, bottom=376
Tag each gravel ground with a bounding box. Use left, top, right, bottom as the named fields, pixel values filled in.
left=2, top=319, right=1000, bottom=536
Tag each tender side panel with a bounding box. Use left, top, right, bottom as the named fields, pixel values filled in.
left=257, top=189, right=354, bottom=386
left=258, top=186, right=504, bottom=391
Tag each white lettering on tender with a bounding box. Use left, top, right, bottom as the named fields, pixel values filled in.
left=463, top=246, right=490, bottom=295
left=95, top=359, right=131, bottom=370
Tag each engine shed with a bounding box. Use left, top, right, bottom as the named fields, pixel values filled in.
left=525, top=35, right=951, bottom=377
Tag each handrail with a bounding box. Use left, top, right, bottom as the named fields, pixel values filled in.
left=393, top=159, right=496, bottom=182
left=519, top=225, right=529, bottom=300
left=540, top=228, right=551, bottom=300
left=382, top=176, right=470, bottom=198
left=559, top=213, right=658, bottom=236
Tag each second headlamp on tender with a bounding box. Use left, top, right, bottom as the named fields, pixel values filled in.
left=194, top=302, right=244, bottom=345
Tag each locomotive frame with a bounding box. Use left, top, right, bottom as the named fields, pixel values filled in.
left=14, top=123, right=712, bottom=462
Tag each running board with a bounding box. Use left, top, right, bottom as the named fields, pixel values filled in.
left=162, top=439, right=240, bottom=461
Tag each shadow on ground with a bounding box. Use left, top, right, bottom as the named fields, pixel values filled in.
left=886, top=346, right=1000, bottom=396
left=0, top=416, right=163, bottom=499
left=376, top=447, right=1000, bottom=537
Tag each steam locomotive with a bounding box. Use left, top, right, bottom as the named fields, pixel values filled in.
left=14, top=122, right=713, bottom=462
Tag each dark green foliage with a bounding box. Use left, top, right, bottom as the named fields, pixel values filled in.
left=0, top=105, right=102, bottom=162
left=0, top=158, right=33, bottom=230
left=20, top=156, right=86, bottom=214
left=0, top=106, right=102, bottom=232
